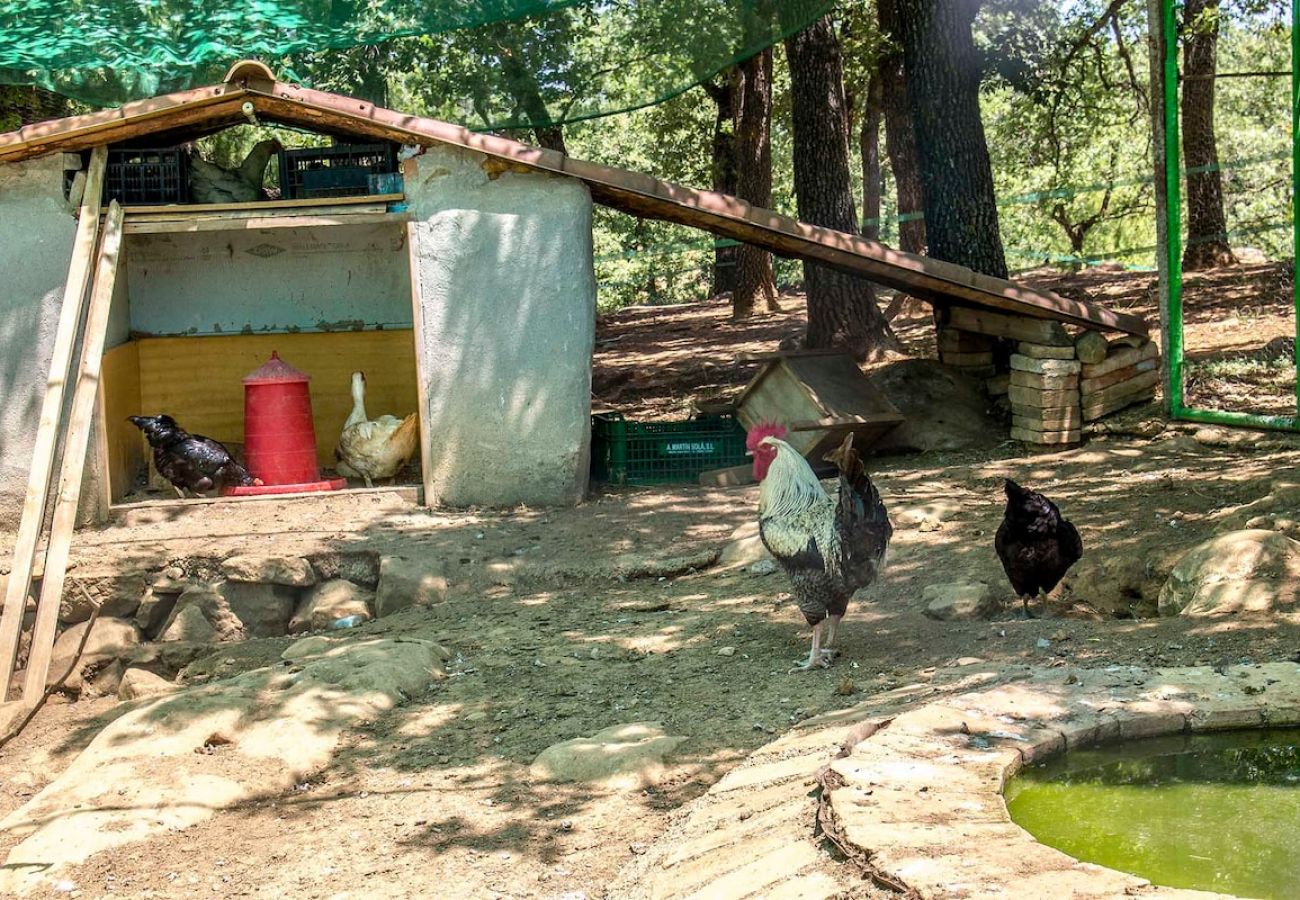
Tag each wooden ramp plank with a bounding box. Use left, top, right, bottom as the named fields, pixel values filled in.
left=0, top=147, right=107, bottom=694
left=22, top=202, right=125, bottom=702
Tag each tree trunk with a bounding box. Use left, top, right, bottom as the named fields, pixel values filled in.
left=893, top=0, right=1007, bottom=278
left=1181, top=0, right=1236, bottom=270
left=876, top=0, right=926, bottom=254
left=731, top=49, right=781, bottom=319
left=860, top=72, right=884, bottom=242
left=785, top=14, right=898, bottom=360
left=704, top=80, right=739, bottom=298
left=492, top=27, right=568, bottom=154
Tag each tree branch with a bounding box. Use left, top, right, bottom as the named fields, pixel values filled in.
left=0, top=583, right=103, bottom=751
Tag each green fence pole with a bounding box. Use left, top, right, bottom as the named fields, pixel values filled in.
left=1293, top=0, right=1299, bottom=413
left=1163, top=0, right=1186, bottom=416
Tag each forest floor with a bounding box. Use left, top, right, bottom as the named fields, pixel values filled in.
left=1, top=263, right=1299, bottom=898
left=593, top=261, right=1296, bottom=420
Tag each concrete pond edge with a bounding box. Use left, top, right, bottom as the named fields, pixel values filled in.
left=616, top=662, right=1300, bottom=899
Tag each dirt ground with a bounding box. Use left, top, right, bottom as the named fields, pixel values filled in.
left=4, top=426, right=1300, bottom=897
left=2, top=264, right=1299, bottom=898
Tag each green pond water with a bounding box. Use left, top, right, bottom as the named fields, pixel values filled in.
left=1004, top=729, right=1300, bottom=898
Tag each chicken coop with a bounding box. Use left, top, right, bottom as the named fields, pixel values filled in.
left=0, top=60, right=1152, bottom=531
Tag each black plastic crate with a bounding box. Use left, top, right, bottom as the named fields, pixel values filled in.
left=103, top=147, right=188, bottom=205
left=591, top=412, right=748, bottom=485
left=278, top=143, right=399, bottom=199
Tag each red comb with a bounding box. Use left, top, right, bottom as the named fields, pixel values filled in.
left=745, top=420, right=788, bottom=451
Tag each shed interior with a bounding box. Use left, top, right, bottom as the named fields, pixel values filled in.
left=91, top=136, right=423, bottom=506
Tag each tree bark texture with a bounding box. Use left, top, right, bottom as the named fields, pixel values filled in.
left=876, top=0, right=927, bottom=255
left=893, top=0, right=1007, bottom=277
left=860, top=72, right=884, bottom=242
left=1180, top=0, right=1236, bottom=270
left=704, top=79, right=739, bottom=297
left=785, top=14, right=897, bottom=360
left=731, top=48, right=781, bottom=319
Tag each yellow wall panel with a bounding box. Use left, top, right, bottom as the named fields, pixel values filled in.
left=134, top=330, right=419, bottom=470
left=101, top=341, right=143, bottom=501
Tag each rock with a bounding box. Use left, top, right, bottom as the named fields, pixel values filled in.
left=220, top=555, right=316, bottom=588
left=217, top=581, right=298, bottom=637
left=59, top=572, right=146, bottom=625
left=0, top=637, right=447, bottom=895
left=715, top=647, right=736, bottom=657
left=1264, top=335, right=1294, bottom=359
left=868, top=359, right=1003, bottom=454
left=1035, top=638, right=1052, bottom=649
left=157, top=586, right=245, bottom=643
left=1061, top=550, right=1167, bottom=619
left=1009, top=355, right=1082, bottom=376
left=117, top=668, right=177, bottom=701
left=121, top=642, right=209, bottom=680
left=896, top=500, right=960, bottom=529
left=1074, top=330, right=1110, bottom=365
left=375, top=555, right=448, bottom=618
left=134, top=588, right=180, bottom=639
left=305, top=552, right=381, bottom=589
left=529, top=722, right=685, bottom=789
left=289, top=579, right=374, bottom=634
left=1159, top=530, right=1300, bottom=617
left=922, top=582, right=997, bottom=621
left=47, top=618, right=142, bottom=693
left=281, top=636, right=334, bottom=661
left=718, top=521, right=772, bottom=569
left=1194, top=427, right=1263, bottom=449
left=747, top=559, right=778, bottom=577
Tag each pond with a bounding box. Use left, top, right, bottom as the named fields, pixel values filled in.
left=1005, top=729, right=1300, bottom=899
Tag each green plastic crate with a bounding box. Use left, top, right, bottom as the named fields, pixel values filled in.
left=591, top=412, right=748, bottom=485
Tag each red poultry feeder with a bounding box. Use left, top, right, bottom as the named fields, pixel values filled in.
left=225, top=351, right=346, bottom=496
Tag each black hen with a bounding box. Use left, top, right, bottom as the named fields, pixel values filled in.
left=128, top=414, right=258, bottom=497
left=994, top=479, right=1082, bottom=617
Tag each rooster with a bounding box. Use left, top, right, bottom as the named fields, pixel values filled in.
left=129, top=414, right=260, bottom=497
left=748, top=423, right=892, bottom=672
left=188, top=139, right=282, bottom=204
left=994, top=479, right=1083, bottom=618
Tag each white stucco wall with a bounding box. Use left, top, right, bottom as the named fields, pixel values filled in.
left=0, top=156, right=75, bottom=529
left=126, top=223, right=411, bottom=335
left=406, top=147, right=596, bottom=507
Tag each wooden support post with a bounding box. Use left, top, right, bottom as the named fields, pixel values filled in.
left=21, top=202, right=125, bottom=702
left=405, top=221, right=435, bottom=507
left=0, top=146, right=107, bottom=695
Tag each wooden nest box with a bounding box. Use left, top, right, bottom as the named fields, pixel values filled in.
left=734, top=350, right=904, bottom=461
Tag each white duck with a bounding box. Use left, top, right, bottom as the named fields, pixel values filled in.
left=335, top=371, right=420, bottom=487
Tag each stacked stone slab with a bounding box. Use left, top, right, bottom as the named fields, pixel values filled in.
left=936, top=326, right=996, bottom=379
left=937, top=307, right=1159, bottom=448
left=1080, top=337, right=1161, bottom=420
left=1009, top=351, right=1082, bottom=445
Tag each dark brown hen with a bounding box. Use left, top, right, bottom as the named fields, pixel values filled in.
left=129, top=414, right=258, bottom=497
left=994, top=479, right=1082, bottom=617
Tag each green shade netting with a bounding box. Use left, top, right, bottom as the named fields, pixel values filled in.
left=0, top=0, right=832, bottom=129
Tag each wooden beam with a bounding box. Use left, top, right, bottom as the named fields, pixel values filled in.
left=120, top=194, right=404, bottom=216
left=0, top=90, right=247, bottom=162
left=405, top=222, right=436, bottom=508
left=0, top=147, right=107, bottom=694
left=22, top=202, right=125, bottom=702
left=122, top=211, right=409, bottom=235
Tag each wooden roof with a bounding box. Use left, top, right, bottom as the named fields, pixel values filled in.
left=0, top=60, right=1147, bottom=336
